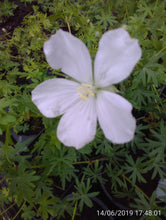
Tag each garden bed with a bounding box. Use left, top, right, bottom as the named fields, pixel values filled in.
left=0, top=0, right=166, bottom=220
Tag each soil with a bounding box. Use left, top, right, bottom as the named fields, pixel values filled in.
left=0, top=0, right=33, bottom=38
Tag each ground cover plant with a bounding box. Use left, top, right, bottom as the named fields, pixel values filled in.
left=0, top=0, right=166, bottom=219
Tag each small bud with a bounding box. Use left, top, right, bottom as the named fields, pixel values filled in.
left=2, top=28, right=6, bottom=32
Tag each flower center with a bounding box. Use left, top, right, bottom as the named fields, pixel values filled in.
left=77, top=83, right=95, bottom=100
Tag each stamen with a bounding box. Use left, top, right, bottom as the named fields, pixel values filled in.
left=77, top=83, right=95, bottom=100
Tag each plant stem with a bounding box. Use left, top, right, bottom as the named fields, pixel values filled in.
left=12, top=200, right=25, bottom=220
left=122, top=174, right=150, bottom=201
left=66, top=16, right=71, bottom=34
left=73, top=157, right=108, bottom=165
left=71, top=169, right=86, bottom=220
left=0, top=201, right=16, bottom=216
left=72, top=200, right=78, bottom=220
left=148, top=45, right=166, bottom=62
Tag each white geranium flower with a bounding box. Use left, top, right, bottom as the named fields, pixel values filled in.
left=32, top=28, right=142, bottom=149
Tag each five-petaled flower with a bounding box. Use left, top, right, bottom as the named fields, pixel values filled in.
left=32, top=28, right=142, bottom=149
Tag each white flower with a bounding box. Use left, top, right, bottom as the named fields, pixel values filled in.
left=156, top=178, right=166, bottom=202
left=32, top=28, right=142, bottom=149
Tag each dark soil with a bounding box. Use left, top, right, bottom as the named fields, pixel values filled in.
left=0, top=0, right=33, bottom=37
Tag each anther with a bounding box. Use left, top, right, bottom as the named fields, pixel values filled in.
left=77, top=83, right=95, bottom=100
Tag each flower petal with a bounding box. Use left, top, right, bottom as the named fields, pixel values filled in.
left=156, top=178, right=166, bottom=201
left=57, top=98, right=97, bottom=149
left=96, top=90, right=136, bottom=144
left=44, top=29, right=92, bottom=83
left=94, top=28, right=142, bottom=87
left=32, top=78, right=80, bottom=118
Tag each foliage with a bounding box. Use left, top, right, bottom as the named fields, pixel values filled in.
left=0, top=0, right=17, bottom=23
left=0, top=0, right=166, bottom=219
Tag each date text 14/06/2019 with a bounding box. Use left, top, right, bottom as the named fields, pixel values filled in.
left=97, top=209, right=161, bottom=217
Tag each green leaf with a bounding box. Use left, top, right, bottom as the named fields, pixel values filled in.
left=68, top=178, right=99, bottom=212
left=124, top=156, right=148, bottom=184
left=21, top=205, right=36, bottom=220
left=38, top=193, right=54, bottom=219
left=9, top=170, right=40, bottom=204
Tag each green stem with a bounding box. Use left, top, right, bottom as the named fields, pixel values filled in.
left=0, top=201, right=16, bottom=216
left=71, top=169, right=86, bottom=220
left=72, top=200, right=78, bottom=220
left=111, top=158, right=155, bottom=204
left=12, top=201, right=25, bottom=220
left=31, top=164, right=47, bottom=168
left=124, top=0, right=129, bottom=21
left=148, top=45, right=166, bottom=62
left=66, top=17, right=71, bottom=34
left=152, top=85, right=164, bottom=112
left=122, top=174, right=150, bottom=201
left=153, top=0, right=159, bottom=17
left=72, top=157, right=108, bottom=165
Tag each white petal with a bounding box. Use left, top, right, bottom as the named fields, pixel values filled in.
left=44, top=29, right=92, bottom=83
left=156, top=178, right=166, bottom=201
left=94, top=28, right=142, bottom=87
left=57, top=98, right=97, bottom=149
left=96, top=90, right=136, bottom=144
left=32, top=78, right=80, bottom=118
